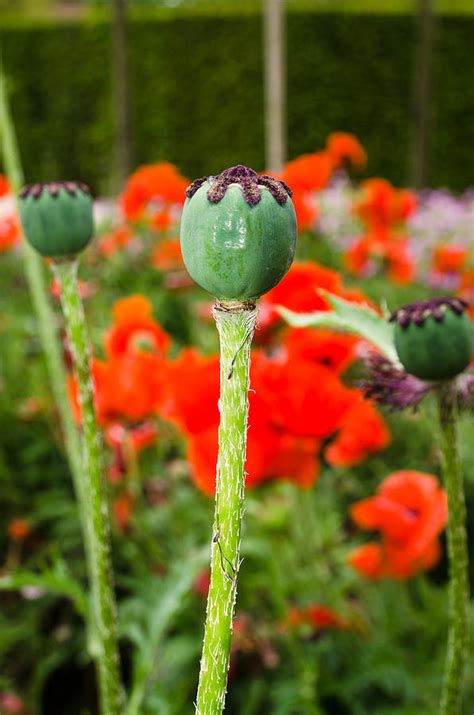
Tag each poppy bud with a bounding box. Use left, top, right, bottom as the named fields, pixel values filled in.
left=19, top=181, right=93, bottom=258
left=180, top=165, right=297, bottom=301
left=390, top=297, right=473, bottom=381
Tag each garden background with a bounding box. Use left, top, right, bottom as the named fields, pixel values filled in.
left=1, top=1, right=474, bottom=714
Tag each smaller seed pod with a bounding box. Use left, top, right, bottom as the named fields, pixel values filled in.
left=390, top=297, right=473, bottom=381
left=180, top=165, right=297, bottom=301
left=19, top=181, right=93, bottom=258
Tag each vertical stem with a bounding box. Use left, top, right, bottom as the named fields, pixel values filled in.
left=263, top=0, right=286, bottom=173
left=53, top=259, right=123, bottom=715
left=437, top=386, right=469, bottom=715
left=411, top=0, right=435, bottom=188
left=195, top=302, right=258, bottom=715
left=112, top=0, right=132, bottom=188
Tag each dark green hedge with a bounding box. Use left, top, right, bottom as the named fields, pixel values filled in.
left=1, top=9, right=473, bottom=192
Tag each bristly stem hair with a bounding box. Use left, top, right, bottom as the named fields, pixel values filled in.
left=53, top=259, right=123, bottom=715
left=437, top=384, right=469, bottom=715
left=195, top=301, right=257, bottom=715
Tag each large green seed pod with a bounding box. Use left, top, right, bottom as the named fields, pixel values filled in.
left=391, top=297, right=473, bottom=381
left=19, top=181, right=93, bottom=258
left=180, top=165, right=297, bottom=301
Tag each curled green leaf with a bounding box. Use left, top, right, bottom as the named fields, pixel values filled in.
left=278, top=290, right=398, bottom=363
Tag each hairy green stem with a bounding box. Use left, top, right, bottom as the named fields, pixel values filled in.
left=53, top=259, right=123, bottom=715
left=0, top=59, right=83, bottom=502
left=437, top=385, right=469, bottom=715
left=195, top=302, right=258, bottom=715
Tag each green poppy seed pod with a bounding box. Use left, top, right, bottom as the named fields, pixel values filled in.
left=180, top=165, right=297, bottom=301
left=19, top=181, right=93, bottom=258
left=390, top=297, right=473, bottom=381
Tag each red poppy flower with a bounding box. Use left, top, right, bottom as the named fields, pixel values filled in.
left=113, top=491, right=135, bottom=532
left=150, top=207, right=173, bottom=232
left=251, top=349, right=355, bottom=439
left=290, top=190, right=319, bottom=232
left=178, top=349, right=325, bottom=494
left=344, top=236, right=373, bottom=277
left=459, top=269, right=474, bottom=319
left=0, top=175, right=11, bottom=197
left=164, top=348, right=220, bottom=436
left=8, top=519, right=31, bottom=542
left=68, top=359, right=117, bottom=425
left=397, top=189, right=418, bottom=222
left=262, top=260, right=371, bottom=322
left=259, top=261, right=344, bottom=332
left=432, top=244, right=468, bottom=275
left=0, top=214, right=20, bottom=251
left=105, top=294, right=170, bottom=359
left=68, top=296, right=170, bottom=425
left=152, top=237, right=184, bottom=271
left=187, top=348, right=359, bottom=493
left=185, top=423, right=275, bottom=495
left=169, top=331, right=384, bottom=496
left=280, top=151, right=334, bottom=194
left=385, top=239, right=415, bottom=284
left=286, top=604, right=346, bottom=630
left=185, top=405, right=312, bottom=494
left=121, top=162, right=189, bottom=221
left=354, top=179, right=417, bottom=230
left=349, top=470, right=447, bottom=579
left=186, top=425, right=320, bottom=496
left=344, top=231, right=415, bottom=285
left=325, top=132, right=367, bottom=170
left=194, top=569, right=211, bottom=598
left=283, top=327, right=358, bottom=374
left=348, top=543, right=384, bottom=579
left=108, top=352, right=168, bottom=422
left=105, top=421, right=158, bottom=453
left=98, top=225, right=134, bottom=256
left=270, top=150, right=334, bottom=234
left=325, top=396, right=390, bottom=467
left=186, top=427, right=218, bottom=494
left=268, top=433, right=320, bottom=488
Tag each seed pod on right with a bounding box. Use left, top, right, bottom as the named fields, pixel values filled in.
left=390, top=297, right=473, bottom=381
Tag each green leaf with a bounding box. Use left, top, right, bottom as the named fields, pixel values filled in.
left=278, top=291, right=397, bottom=362
left=124, top=546, right=209, bottom=715
left=0, top=561, right=87, bottom=617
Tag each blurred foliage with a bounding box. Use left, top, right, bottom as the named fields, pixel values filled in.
left=0, top=9, right=473, bottom=192
left=5, top=1, right=474, bottom=16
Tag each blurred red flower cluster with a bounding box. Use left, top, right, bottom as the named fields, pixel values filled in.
left=277, top=132, right=366, bottom=231
left=0, top=175, right=20, bottom=252
left=66, top=261, right=389, bottom=499
left=97, top=134, right=366, bottom=263
left=68, top=296, right=170, bottom=427
left=348, top=470, right=447, bottom=579
left=284, top=603, right=347, bottom=631
left=345, top=178, right=417, bottom=284
left=430, top=244, right=474, bottom=318
left=97, top=162, right=189, bottom=256
left=164, top=264, right=389, bottom=495
left=8, top=518, right=31, bottom=542
left=121, top=162, right=189, bottom=229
